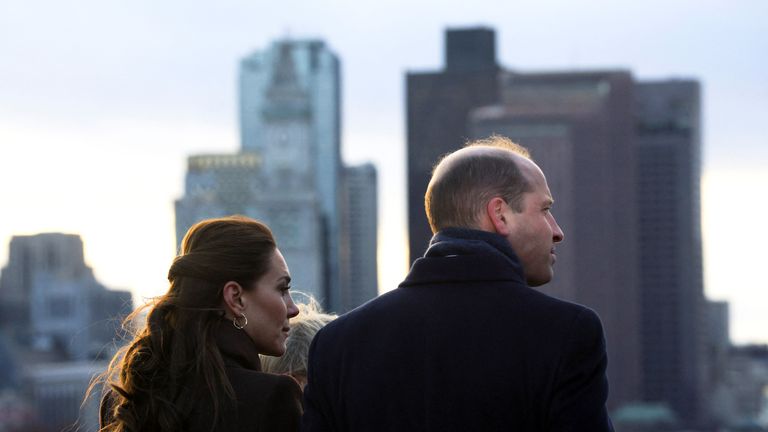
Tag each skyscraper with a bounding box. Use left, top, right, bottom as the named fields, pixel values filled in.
left=248, top=39, right=342, bottom=309
left=339, top=163, right=378, bottom=312
left=240, top=39, right=342, bottom=309
left=635, top=80, right=704, bottom=423
left=406, top=27, right=500, bottom=262
left=405, top=27, right=709, bottom=424
left=406, top=28, right=642, bottom=409
left=469, top=70, right=642, bottom=411
left=177, top=38, right=377, bottom=312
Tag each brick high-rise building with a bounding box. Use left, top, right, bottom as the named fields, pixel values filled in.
left=469, top=70, right=642, bottom=411
left=405, top=29, right=708, bottom=422
left=406, top=27, right=643, bottom=410
left=406, top=27, right=500, bottom=262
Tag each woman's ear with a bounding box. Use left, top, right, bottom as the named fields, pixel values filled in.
left=221, top=281, right=245, bottom=317
left=484, top=197, right=510, bottom=235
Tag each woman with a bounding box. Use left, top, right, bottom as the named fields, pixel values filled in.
left=98, top=216, right=302, bottom=431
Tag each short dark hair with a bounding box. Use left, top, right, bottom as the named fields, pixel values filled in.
left=425, top=135, right=532, bottom=233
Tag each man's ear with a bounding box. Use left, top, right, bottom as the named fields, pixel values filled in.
left=485, top=197, right=511, bottom=235
left=221, top=281, right=245, bottom=317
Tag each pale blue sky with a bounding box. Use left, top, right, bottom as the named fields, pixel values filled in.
left=1, top=0, right=766, bottom=343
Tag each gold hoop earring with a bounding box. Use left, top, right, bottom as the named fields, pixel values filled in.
left=233, top=312, right=247, bottom=330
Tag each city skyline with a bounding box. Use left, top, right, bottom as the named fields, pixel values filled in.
left=1, top=0, right=766, bottom=343
left=177, top=38, right=341, bottom=309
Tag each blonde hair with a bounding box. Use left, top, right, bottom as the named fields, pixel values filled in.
left=261, top=297, right=336, bottom=378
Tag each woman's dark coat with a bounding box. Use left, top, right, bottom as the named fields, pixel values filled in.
left=100, top=320, right=302, bottom=431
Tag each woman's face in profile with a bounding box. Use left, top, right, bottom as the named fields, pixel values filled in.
left=240, top=248, right=300, bottom=356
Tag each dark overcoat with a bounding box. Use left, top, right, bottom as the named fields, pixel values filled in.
left=302, top=228, right=614, bottom=431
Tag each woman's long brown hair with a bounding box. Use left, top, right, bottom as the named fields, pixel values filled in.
left=91, top=216, right=277, bottom=432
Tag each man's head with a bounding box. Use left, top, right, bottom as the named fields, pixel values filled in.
left=424, top=135, right=564, bottom=286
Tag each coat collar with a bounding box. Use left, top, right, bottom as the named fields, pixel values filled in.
left=214, top=319, right=262, bottom=371
left=401, top=227, right=527, bottom=286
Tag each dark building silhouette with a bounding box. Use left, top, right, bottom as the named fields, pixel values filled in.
left=339, top=163, right=379, bottom=312
left=405, top=27, right=708, bottom=425
left=634, top=80, right=704, bottom=424
left=406, top=27, right=500, bottom=262
left=469, top=70, right=642, bottom=412
left=445, top=28, right=497, bottom=72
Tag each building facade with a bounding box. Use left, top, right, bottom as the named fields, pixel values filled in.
left=175, top=153, right=325, bottom=302
left=0, top=234, right=132, bottom=362
left=634, top=80, right=705, bottom=424
left=406, top=27, right=642, bottom=410
left=718, top=345, right=768, bottom=427
left=22, top=360, right=107, bottom=432
left=0, top=234, right=132, bottom=432
left=177, top=38, right=377, bottom=312
left=469, top=70, right=642, bottom=411
left=406, top=28, right=710, bottom=423
left=240, top=39, right=342, bottom=310
left=705, top=300, right=732, bottom=425
left=339, top=163, right=378, bottom=312
left=406, top=27, right=500, bottom=262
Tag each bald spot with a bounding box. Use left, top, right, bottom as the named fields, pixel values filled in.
left=432, top=146, right=531, bottom=180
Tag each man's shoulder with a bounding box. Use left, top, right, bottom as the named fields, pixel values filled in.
left=323, top=282, right=597, bottom=335
left=525, top=286, right=594, bottom=312
left=320, top=288, right=403, bottom=333
left=520, top=289, right=607, bottom=346
left=312, top=287, right=424, bottom=354
left=528, top=288, right=604, bottom=327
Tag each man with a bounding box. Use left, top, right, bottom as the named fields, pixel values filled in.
left=303, top=136, right=614, bottom=431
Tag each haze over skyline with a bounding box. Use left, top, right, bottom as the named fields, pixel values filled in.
left=1, top=0, right=766, bottom=343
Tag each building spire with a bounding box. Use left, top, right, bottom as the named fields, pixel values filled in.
left=269, top=41, right=303, bottom=94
